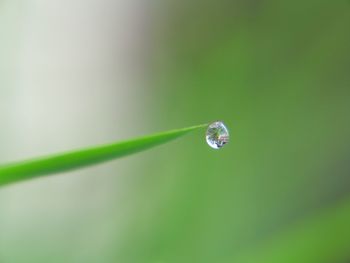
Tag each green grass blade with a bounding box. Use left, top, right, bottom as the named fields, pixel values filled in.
left=0, top=124, right=207, bottom=186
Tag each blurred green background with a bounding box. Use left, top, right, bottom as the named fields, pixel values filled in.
left=0, top=0, right=350, bottom=262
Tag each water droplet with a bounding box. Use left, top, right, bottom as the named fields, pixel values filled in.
left=206, top=121, right=229, bottom=149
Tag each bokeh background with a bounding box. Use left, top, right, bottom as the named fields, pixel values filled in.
left=1, top=0, right=350, bottom=262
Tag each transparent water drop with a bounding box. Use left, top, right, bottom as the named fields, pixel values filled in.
left=206, top=121, right=229, bottom=149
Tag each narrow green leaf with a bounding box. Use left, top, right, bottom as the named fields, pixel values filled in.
left=0, top=124, right=207, bottom=186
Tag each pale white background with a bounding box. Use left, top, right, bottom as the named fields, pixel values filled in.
left=0, top=1, right=156, bottom=261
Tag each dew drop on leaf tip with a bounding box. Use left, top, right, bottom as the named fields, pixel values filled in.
left=206, top=121, right=229, bottom=149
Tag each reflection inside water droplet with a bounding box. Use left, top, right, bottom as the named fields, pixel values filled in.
left=206, top=121, right=229, bottom=149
